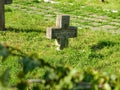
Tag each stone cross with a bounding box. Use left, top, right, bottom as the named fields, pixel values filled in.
left=0, top=0, right=12, bottom=30
left=46, top=15, right=77, bottom=50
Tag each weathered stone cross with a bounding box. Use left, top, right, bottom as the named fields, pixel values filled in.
left=46, top=15, right=77, bottom=50
left=0, top=0, right=12, bottom=30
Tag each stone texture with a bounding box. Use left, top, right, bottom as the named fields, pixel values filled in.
left=0, top=0, right=5, bottom=30
left=4, top=0, right=12, bottom=4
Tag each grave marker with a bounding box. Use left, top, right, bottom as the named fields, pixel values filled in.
left=46, top=15, right=77, bottom=50
left=0, top=0, right=12, bottom=30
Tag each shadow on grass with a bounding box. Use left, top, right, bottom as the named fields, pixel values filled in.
left=90, top=41, right=116, bottom=51
left=5, top=27, right=45, bottom=33
left=89, top=41, right=117, bottom=60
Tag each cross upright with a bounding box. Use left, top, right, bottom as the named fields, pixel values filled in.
left=46, top=15, right=77, bottom=50
left=0, top=0, right=12, bottom=30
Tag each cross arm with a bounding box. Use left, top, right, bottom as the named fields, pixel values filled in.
left=46, top=27, right=61, bottom=39
left=46, top=26, right=77, bottom=39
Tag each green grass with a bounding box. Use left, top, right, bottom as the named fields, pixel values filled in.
left=0, top=0, right=120, bottom=84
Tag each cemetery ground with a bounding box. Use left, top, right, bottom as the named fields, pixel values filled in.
left=0, top=0, right=120, bottom=87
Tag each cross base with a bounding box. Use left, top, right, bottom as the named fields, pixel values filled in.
left=55, top=38, right=68, bottom=50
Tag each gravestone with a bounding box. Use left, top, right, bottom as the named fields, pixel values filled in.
left=0, top=0, right=12, bottom=30
left=46, top=15, right=77, bottom=50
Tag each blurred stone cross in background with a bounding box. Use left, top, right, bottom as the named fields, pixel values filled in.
left=46, top=15, right=77, bottom=50
left=0, top=0, right=12, bottom=30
